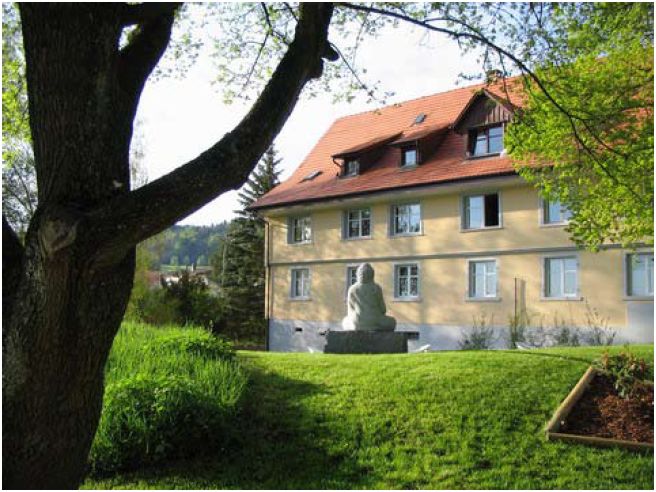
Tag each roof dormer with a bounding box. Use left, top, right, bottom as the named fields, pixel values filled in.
left=332, top=132, right=401, bottom=177
left=453, top=89, right=515, bottom=159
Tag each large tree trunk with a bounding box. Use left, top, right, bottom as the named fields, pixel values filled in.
left=3, top=3, right=335, bottom=489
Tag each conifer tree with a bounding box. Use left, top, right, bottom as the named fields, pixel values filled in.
left=215, top=145, right=282, bottom=343
left=236, top=145, right=282, bottom=220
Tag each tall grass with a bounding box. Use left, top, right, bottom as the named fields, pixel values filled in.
left=90, top=322, right=247, bottom=475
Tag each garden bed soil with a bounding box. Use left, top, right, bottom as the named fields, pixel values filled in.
left=560, top=373, right=653, bottom=444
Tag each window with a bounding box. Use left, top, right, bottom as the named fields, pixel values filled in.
left=343, top=208, right=371, bottom=239
left=626, top=253, right=654, bottom=297
left=469, top=124, right=503, bottom=157
left=391, top=203, right=421, bottom=236
left=401, top=146, right=418, bottom=167
left=290, top=268, right=310, bottom=299
left=344, top=159, right=359, bottom=177
left=544, top=256, right=578, bottom=298
left=301, top=170, right=322, bottom=182
left=468, top=260, right=497, bottom=299
left=394, top=263, right=420, bottom=299
left=289, top=216, right=311, bottom=244
left=345, top=266, right=359, bottom=299
left=463, top=193, right=500, bottom=229
left=542, top=199, right=572, bottom=225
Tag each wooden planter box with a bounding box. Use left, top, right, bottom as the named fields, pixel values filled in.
left=545, top=366, right=654, bottom=452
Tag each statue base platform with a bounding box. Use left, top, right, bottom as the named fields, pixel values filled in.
left=324, top=331, right=409, bottom=354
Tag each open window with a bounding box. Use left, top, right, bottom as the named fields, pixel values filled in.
left=468, top=124, right=504, bottom=157
left=462, top=193, right=500, bottom=230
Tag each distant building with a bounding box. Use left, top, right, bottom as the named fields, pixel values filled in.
left=251, top=79, right=653, bottom=352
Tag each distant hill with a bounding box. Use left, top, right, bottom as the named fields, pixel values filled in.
left=145, top=222, right=229, bottom=268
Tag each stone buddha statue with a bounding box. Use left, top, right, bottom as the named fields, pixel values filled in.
left=342, top=263, right=396, bottom=332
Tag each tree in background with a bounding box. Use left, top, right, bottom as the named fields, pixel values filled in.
left=506, top=3, right=653, bottom=249
left=214, top=146, right=281, bottom=343
left=237, top=146, right=282, bottom=220
left=2, top=3, right=33, bottom=237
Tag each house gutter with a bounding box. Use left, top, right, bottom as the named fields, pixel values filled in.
left=264, top=218, right=272, bottom=351
left=251, top=170, right=519, bottom=213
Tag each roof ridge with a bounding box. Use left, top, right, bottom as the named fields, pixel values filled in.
left=332, top=80, right=487, bottom=123
left=332, top=76, right=521, bottom=124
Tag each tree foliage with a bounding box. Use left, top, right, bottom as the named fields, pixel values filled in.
left=506, top=3, right=654, bottom=249
left=213, top=146, right=282, bottom=343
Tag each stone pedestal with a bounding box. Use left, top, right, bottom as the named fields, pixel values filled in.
left=324, top=331, right=410, bottom=354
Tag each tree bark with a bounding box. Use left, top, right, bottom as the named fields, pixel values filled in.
left=3, top=3, right=334, bottom=489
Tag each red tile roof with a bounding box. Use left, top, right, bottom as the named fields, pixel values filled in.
left=252, top=78, right=524, bottom=210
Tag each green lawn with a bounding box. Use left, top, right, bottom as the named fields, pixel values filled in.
left=86, top=345, right=654, bottom=489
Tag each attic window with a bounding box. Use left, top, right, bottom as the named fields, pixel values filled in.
left=344, top=159, right=359, bottom=177
left=468, top=124, right=504, bottom=157
left=301, top=170, right=322, bottom=182
left=401, top=146, right=418, bottom=167
left=413, top=113, right=426, bottom=125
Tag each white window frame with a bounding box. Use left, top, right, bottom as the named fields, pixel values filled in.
left=390, top=202, right=422, bottom=237
left=466, top=258, right=500, bottom=301
left=344, top=159, right=359, bottom=177
left=288, top=215, right=312, bottom=244
left=461, top=192, right=502, bottom=231
left=290, top=267, right=311, bottom=300
left=539, top=197, right=572, bottom=227
left=344, top=264, right=359, bottom=300
left=541, top=254, right=581, bottom=301
left=393, top=262, right=421, bottom=301
left=342, top=207, right=372, bottom=240
left=401, top=146, right=419, bottom=168
left=623, top=250, right=654, bottom=300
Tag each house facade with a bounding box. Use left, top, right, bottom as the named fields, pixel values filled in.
left=251, top=80, right=654, bottom=352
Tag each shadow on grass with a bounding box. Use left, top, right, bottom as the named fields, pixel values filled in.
left=103, top=365, right=368, bottom=489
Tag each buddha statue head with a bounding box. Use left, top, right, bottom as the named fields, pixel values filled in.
left=357, top=262, right=375, bottom=284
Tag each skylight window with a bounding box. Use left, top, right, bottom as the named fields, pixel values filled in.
left=301, top=170, right=322, bottom=182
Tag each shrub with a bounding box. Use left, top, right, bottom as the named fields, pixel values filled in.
left=90, top=323, right=247, bottom=475
left=133, top=271, right=225, bottom=330
left=550, top=314, right=581, bottom=346
left=583, top=302, right=616, bottom=346
left=459, top=314, right=496, bottom=350
left=594, top=349, right=652, bottom=399
left=507, top=310, right=529, bottom=349
left=136, top=288, right=181, bottom=326
left=150, top=331, right=235, bottom=362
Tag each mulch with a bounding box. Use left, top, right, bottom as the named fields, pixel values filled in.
left=561, top=373, right=653, bottom=444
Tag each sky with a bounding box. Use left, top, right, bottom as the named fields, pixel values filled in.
left=135, top=16, right=483, bottom=226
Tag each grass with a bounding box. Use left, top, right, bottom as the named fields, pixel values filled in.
left=85, top=344, right=653, bottom=489
left=89, top=323, right=247, bottom=474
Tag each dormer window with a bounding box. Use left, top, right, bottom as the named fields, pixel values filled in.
left=344, top=159, right=359, bottom=177
left=401, top=146, right=418, bottom=167
left=469, top=124, right=504, bottom=157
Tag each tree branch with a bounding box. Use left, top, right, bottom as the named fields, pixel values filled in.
left=86, top=3, right=336, bottom=264
left=120, top=2, right=180, bottom=27
left=117, top=4, right=180, bottom=100
left=335, top=2, right=645, bottom=204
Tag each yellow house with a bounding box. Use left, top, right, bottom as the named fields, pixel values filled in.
left=251, top=80, right=654, bottom=352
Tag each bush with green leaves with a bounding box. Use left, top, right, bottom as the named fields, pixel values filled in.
left=150, top=330, right=235, bottom=362
left=594, top=349, right=652, bottom=399
left=90, top=323, right=247, bottom=475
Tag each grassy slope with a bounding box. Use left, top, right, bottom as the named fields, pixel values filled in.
left=86, top=345, right=653, bottom=490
